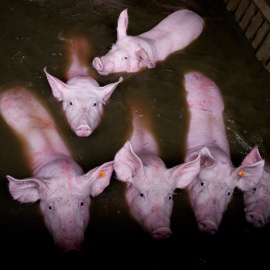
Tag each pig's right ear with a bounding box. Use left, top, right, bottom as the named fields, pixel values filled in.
left=7, top=175, right=47, bottom=203
left=117, top=9, right=128, bottom=40
left=114, top=141, right=144, bottom=183
left=169, top=151, right=201, bottom=189
left=44, top=67, right=67, bottom=101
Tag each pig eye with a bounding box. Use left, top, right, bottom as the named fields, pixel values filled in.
left=194, top=181, right=208, bottom=192
left=69, top=101, right=73, bottom=106
left=123, top=56, right=128, bottom=60
left=79, top=201, right=84, bottom=207
left=252, top=186, right=259, bottom=194
left=93, top=102, right=97, bottom=107
left=226, top=189, right=232, bottom=197
left=167, top=193, right=173, bottom=203
left=48, top=203, right=54, bottom=211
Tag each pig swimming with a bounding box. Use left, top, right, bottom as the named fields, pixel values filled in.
left=183, top=72, right=264, bottom=235
left=93, top=9, right=204, bottom=75
left=243, top=158, right=270, bottom=228
left=45, top=36, right=123, bottom=137
left=114, top=108, right=202, bottom=239
left=0, top=88, right=114, bottom=251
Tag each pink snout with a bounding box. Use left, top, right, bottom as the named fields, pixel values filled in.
left=151, top=227, right=172, bottom=240
left=76, top=124, right=92, bottom=137
left=92, top=57, right=103, bottom=72
left=245, top=211, right=265, bottom=228
left=92, top=57, right=114, bottom=75
left=198, top=220, right=218, bottom=235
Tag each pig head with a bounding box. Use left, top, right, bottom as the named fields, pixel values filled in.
left=114, top=141, right=202, bottom=239
left=92, top=9, right=155, bottom=75
left=186, top=146, right=264, bottom=235
left=44, top=68, right=123, bottom=137
left=243, top=157, right=270, bottom=228
left=7, top=156, right=114, bottom=251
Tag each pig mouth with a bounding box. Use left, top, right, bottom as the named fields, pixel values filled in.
left=75, top=124, right=92, bottom=137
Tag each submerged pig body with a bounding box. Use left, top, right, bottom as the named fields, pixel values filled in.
left=243, top=162, right=270, bottom=228
left=0, top=88, right=114, bottom=251
left=93, top=9, right=204, bottom=75
left=114, top=110, right=201, bottom=239
left=45, top=37, right=122, bottom=137
left=184, top=72, right=264, bottom=234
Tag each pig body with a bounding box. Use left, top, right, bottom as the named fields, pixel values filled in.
left=93, top=9, right=204, bottom=75
left=183, top=72, right=264, bottom=234
left=45, top=36, right=123, bottom=137
left=114, top=109, right=202, bottom=239
left=0, top=88, right=114, bottom=251
left=243, top=162, right=270, bottom=228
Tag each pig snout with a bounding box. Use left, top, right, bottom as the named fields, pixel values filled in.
left=55, top=231, right=84, bottom=252
left=151, top=227, right=172, bottom=240
left=198, top=219, right=218, bottom=235
left=92, top=57, right=103, bottom=71
left=92, top=57, right=114, bottom=75
left=245, top=211, right=265, bottom=228
left=76, top=123, right=92, bottom=137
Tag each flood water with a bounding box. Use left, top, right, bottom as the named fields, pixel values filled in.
left=1, top=0, right=270, bottom=268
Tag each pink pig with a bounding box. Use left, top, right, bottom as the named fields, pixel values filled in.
left=114, top=108, right=202, bottom=239
left=44, top=36, right=123, bottom=137
left=92, top=9, right=204, bottom=75
left=243, top=155, right=270, bottom=228
left=183, top=72, right=264, bottom=235
left=0, top=88, right=114, bottom=251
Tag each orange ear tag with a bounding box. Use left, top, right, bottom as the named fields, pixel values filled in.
left=99, top=171, right=106, bottom=178
left=179, top=171, right=181, bottom=175
left=238, top=170, right=244, bottom=176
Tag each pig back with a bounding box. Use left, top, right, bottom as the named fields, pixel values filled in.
left=184, top=72, right=229, bottom=154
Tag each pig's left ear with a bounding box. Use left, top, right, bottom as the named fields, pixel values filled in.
left=44, top=67, right=67, bottom=101
left=98, top=77, right=123, bottom=103
left=84, top=161, right=114, bottom=197
left=233, top=147, right=265, bottom=191
left=136, top=48, right=155, bottom=69
left=117, top=9, right=128, bottom=40
left=168, top=150, right=201, bottom=189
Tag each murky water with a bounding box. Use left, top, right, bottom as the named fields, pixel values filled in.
left=1, top=0, right=270, bottom=267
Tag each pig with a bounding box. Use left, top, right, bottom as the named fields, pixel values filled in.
left=183, top=72, right=264, bottom=235
left=0, top=88, right=114, bottom=251
left=92, top=9, right=204, bottom=75
left=44, top=36, right=123, bottom=137
left=243, top=158, right=270, bottom=228
left=114, top=108, right=203, bottom=239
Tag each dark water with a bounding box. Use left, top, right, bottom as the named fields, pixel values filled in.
left=1, top=0, right=270, bottom=268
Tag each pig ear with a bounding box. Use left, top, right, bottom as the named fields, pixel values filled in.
left=84, top=161, right=114, bottom=197
left=44, top=67, right=67, bottom=101
left=7, top=175, right=47, bottom=203
left=168, top=151, right=201, bottom=189
left=98, top=77, right=123, bottom=102
left=234, top=147, right=265, bottom=191
left=136, top=48, right=155, bottom=69
left=117, top=9, right=128, bottom=40
left=114, top=141, right=144, bottom=183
